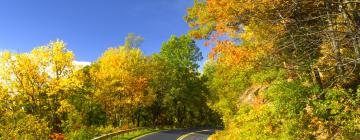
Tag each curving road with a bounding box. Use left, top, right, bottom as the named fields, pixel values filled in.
left=180, top=129, right=215, bottom=140
left=135, top=128, right=215, bottom=140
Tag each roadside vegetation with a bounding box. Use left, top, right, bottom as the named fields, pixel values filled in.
left=186, top=0, right=360, bottom=139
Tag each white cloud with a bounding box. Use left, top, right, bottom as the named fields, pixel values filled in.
left=73, top=61, right=91, bottom=67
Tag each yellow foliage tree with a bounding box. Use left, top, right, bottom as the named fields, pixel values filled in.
left=91, top=35, right=154, bottom=126
left=0, top=40, right=77, bottom=133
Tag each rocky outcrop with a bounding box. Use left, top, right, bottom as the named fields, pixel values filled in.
left=238, top=85, right=268, bottom=107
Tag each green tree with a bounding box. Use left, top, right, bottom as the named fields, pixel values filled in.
left=145, top=35, right=218, bottom=127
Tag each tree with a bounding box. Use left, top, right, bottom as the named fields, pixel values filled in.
left=145, top=35, right=217, bottom=127
left=124, top=33, right=144, bottom=49
left=187, top=0, right=360, bottom=88
left=91, top=34, right=154, bottom=126
left=0, top=40, right=77, bottom=136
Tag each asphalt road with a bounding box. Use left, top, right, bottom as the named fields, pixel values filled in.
left=136, top=128, right=214, bottom=140
left=181, top=129, right=215, bottom=140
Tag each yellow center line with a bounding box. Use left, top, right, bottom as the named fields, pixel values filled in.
left=132, top=130, right=162, bottom=140
left=176, top=130, right=211, bottom=140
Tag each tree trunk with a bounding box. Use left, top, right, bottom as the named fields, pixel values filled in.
left=137, top=108, right=141, bottom=127
left=326, top=0, right=344, bottom=75
left=313, top=67, right=323, bottom=90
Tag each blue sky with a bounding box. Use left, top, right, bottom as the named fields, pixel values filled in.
left=0, top=0, right=210, bottom=68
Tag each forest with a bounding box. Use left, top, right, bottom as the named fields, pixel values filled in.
left=1, top=0, right=360, bottom=139
left=0, top=34, right=220, bottom=139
